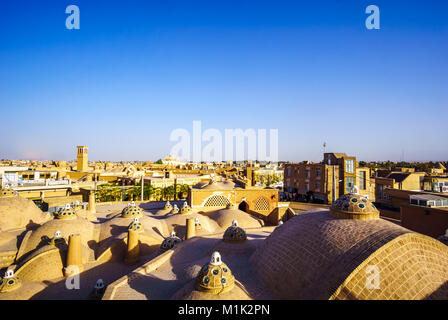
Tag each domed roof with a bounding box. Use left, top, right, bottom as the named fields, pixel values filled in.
left=160, top=232, right=182, bottom=251
left=128, top=217, right=144, bottom=233
left=195, top=252, right=235, bottom=294
left=194, top=217, right=202, bottom=231
left=0, top=270, right=21, bottom=293
left=330, top=188, right=379, bottom=220
left=169, top=204, right=179, bottom=215
left=121, top=202, right=143, bottom=219
left=54, top=204, right=77, bottom=220
left=0, top=196, right=50, bottom=232
left=18, top=216, right=96, bottom=263
left=180, top=203, right=192, bottom=215
left=205, top=204, right=264, bottom=229
left=251, top=210, right=448, bottom=300
left=195, top=179, right=235, bottom=190
left=223, top=220, right=247, bottom=242
left=164, top=201, right=173, bottom=211
left=0, top=185, right=17, bottom=197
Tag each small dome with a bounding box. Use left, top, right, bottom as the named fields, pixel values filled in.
left=121, top=202, right=143, bottom=219
left=195, top=252, right=235, bottom=294
left=89, top=279, right=106, bottom=300
left=223, top=220, right=247, bottom=242
left=54, top=204, right=77, bottom=220
left=128, top=217, right=144, bottom=233
left=330, top=190, right=379, bottom=220
left=0, top=185, right=17, bottom=197
left=164, top=201, right=173, bottom=211
left=180, top=203, right=192, bottom=215
left=195, top=217, right=202, bottom=231
left=0, top=269, right=21, bottom=293
left=160, top=231, right=182, bottom=251
left=170, top=204, right=179, bottom=215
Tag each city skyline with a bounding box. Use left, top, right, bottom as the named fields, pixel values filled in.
left=1, top=0, right=447, bottom=162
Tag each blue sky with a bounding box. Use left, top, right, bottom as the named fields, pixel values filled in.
left=0, top=0, right=447, bottom=162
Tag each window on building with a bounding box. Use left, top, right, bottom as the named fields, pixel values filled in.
left=345, top=177, right=355, bottom=193
left=345, top=159, right=354, bottom=173
left=316, top=167, right=321, bottom=178
left=287, top=168, right=291, bottom=177
left=359, top=171, right=366, bottom=190
left=305, top=182, right=309, bottom=191
left=314, top=181, right=320, bottom=191
left=306, top=169, right=310, bottom=179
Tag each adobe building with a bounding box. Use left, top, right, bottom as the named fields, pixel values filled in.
left=284, top=153, right=374, bottom=204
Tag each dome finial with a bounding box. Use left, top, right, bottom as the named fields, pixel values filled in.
left=350, top=185, right=359, bottom=195
left=210, top=252, right=222, bottom=266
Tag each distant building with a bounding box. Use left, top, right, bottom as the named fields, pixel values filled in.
left=283, top=153, right=374, bottom=204
left=76, top=146, right=89, bottom=172
left=401, top=194, right=448, bottom=238
left=375, top=171, right=426, bottom=207
left=423, top=175, right=448, bottom=193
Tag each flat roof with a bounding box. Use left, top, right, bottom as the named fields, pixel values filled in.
left=410, top=194, right=448, bottom=201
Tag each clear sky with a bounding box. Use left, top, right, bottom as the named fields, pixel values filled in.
left=0, top=0, right=447, bottom=162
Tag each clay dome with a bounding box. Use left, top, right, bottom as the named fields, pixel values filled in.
left=54, top=204, right=77, bottom=220
left=195, top=252, right=235, bottom=294
left=0, top=196, right=50, bottom=232
left=153, top=201, right=173, bottom=216
left=330, top=191, right=379, bottom=220
left=223, top=220, right=247, bottom=242
left=1, top=185, right=17, bottom=197
left=121, top=202, right=143, bottom=219
left=18, top=216, right=96, bottom=263
left=180, top=203, right=192, bottom=215
left=170, top=204, right=179, bottom=215
left=0, top=270, right=21, bottom=293
left=194, top=218, right=202, bottom=231
left=199, top=180, right=236, bottom=190
left=161, top=232, right=182, bottom=251
left=250, top=210, right=448, bottom=300
left=205, top=205, right=264, bottom=229
left=164, top=201, right=173, bottom=211
left=128, top=217, right=144, bottom=233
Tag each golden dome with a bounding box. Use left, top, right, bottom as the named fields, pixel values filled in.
left=128, top=217, right=144, bottom=233
left=180, top=203, right=192, bottom=215
left=169, top=204, right=179, bottom=215
left=54, top=204, right=77, bottom=220
left=121, top=202, right=143, bottom=219
left=195, top=217, right=202, bottom=231
left=0, top=270, right=21, bottom=293
left=223, top=220, right=247, bottom=242
left=0, top=186, right=16, bottom=197
left=164, top=201, right=173, bottom=211
left=330, top=190, right=379, bottom=220
left=160, top=231, right=182, bottom=251
left=195, top=252, right=235, bottom=294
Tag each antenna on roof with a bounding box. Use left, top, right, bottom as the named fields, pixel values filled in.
left=323, top=142, right=327, bottom=154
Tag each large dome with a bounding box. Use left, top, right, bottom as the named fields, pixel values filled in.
left=250, top=210, right=448, bottom=300
left=0, top=196, right=50, bottom=232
